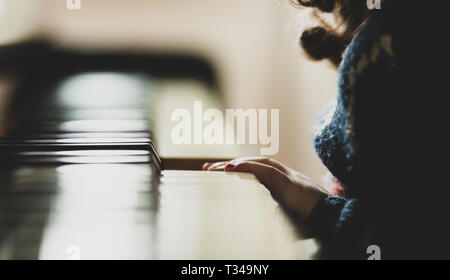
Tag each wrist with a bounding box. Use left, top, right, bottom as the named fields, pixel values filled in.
left=303, top=188, right=329, bottom=220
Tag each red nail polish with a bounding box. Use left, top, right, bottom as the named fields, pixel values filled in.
left=226, top=164, right=236, bottom=170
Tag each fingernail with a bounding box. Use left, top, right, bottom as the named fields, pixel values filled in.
left=225, top=163, right=236, bottom=170
left=202, top=162, right=210, bottom=169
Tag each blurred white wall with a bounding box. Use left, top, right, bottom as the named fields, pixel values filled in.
left=1, top=0, right=338, bottom=183
left=0, top=0, right=41, bottom=44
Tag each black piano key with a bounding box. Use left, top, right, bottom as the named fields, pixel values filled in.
left=0, top=142, right=153, bottom=152
left=0, top=137, right=151, bottom=144
left=2, top=132, right=152, bottom=140
left=0, top=155, right=153, bottom=165
left=8, top=120, right=149, bottom=133
left=0, top=146, right=161, bottom=168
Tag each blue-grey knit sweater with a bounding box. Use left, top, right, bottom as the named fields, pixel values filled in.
left=308, top=5, right=450, bottom=259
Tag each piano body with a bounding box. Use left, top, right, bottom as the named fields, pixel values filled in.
left=0, top=41, right=315, bottom=259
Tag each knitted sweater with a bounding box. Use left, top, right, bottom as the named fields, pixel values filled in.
left=308, top=4, right=450, bottom=259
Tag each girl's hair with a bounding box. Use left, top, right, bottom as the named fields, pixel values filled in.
left=290, top=0, right=376, bottom=66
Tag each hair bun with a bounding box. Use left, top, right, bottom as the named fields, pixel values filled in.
left=294, top=0, right=335, bottom=12
left=293, top=0, right=371, bottom=66
left=301, top=26, right=347, bottom=66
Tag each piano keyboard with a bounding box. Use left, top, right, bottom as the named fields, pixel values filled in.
left=0, top=69, right=310, bottom=260
left=0, top=72, right=162, bottom=259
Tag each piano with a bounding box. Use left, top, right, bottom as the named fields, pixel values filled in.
left=0, top=41, right=315, bottom=259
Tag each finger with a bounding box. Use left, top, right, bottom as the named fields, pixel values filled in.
left=207, top=162, right=229, bottom=171
left=203, top=161, right=227, bottom=171
left=229, top=157, right=289, bottom=175
left=203, top=161, right=226, bottom=170
left=204, top=157, right=287, bottom=173
left=208, top=165, right=228, bottom=171
left=202, top=162, right=212, bottom=170
left=225, top=161, right=289, bottom=196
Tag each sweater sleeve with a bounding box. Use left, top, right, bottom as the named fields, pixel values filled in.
left=307, top=196, right=347, bottom=242
left=307, top=196, right=376, bottom=259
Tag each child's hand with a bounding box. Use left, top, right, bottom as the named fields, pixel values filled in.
left=203, top=157, right=329, bottom=220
